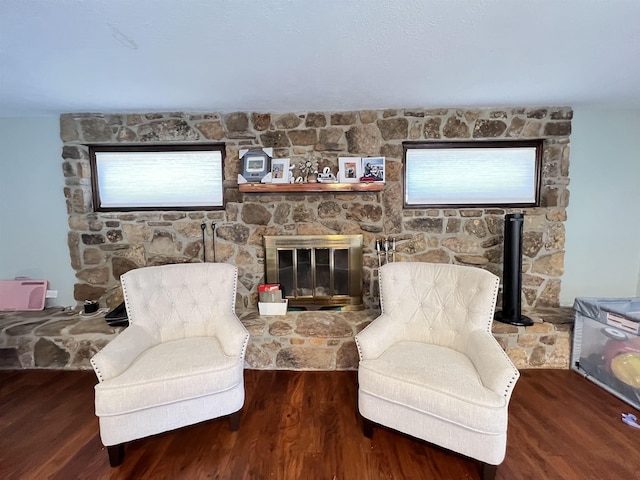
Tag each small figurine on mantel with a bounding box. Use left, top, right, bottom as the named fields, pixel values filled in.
left=295, top=155, right=319, bottom=183
left=317, top=167, right=337, bottom=183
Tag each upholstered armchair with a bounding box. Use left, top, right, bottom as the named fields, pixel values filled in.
left=355, top=262, right=520, bottom=480
left=91, top=263, right=249, bottom=467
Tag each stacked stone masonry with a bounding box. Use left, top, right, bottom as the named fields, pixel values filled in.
left=59, top=107, right=572, bottom=314
left=0, top=307, right=574, bottom=370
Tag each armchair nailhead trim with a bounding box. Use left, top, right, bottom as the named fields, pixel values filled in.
left=231, top=267, right=238, bottom=314
left=379, top=269, right=386, bottom=313
left=91, top=358, right=104, bottom=382
left=354, top=337, right=364, bottom=359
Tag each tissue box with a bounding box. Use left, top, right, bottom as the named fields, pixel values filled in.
left=258, top=299, right=288, bottom=316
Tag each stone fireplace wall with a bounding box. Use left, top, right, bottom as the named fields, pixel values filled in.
left=60, top=107, right=571, bottom=311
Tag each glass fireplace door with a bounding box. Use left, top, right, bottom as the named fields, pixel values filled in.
left=264, top=235, right=363, bottom=310
left=276, top=247, right=350, bottom=299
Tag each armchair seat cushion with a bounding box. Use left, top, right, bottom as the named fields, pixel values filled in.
left=359, top=341, right=507, bottom=434
left=95, top=336, right=242, bottom=417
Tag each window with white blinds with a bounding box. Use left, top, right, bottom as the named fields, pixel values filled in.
left=89, top=145, right=225, bottom=211
left=403, top=141, right=542, bottom=208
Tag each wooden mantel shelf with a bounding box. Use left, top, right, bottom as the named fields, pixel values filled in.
left=238, top=182, right=384, bottom=193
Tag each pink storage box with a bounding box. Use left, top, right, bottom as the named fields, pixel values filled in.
left=0, top=280, right=48, bottom=311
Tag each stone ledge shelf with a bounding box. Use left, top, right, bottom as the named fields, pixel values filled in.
left=1, top=306, right=574, bottom=371
left=238, top=182, right=384, bottom=193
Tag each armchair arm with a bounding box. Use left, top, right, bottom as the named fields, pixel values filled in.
left=90, top=325, right=156, bottom=383
left=355, top=314, right=404, bottom=360
left=464, top=329, right=520, bottom=400
left=215, top=314, right=250, bottom=358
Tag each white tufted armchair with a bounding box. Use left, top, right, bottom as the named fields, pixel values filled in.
left=355, top=262, right=520, bottom=480
left=90, top=263, right=249, bottom=467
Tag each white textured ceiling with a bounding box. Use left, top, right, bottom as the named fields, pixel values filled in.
left=1, top=0, right=640, bottom=117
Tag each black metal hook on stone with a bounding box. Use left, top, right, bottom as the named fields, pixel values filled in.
left=211, top=222, right=216, bottom=262
left=200, top=222, right=207, bottom=262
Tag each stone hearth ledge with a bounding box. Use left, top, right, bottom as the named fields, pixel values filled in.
left=0, top=307, right=573, bottom=370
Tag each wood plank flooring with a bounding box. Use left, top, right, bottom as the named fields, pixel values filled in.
left=1, top=369, right=639, bottom=479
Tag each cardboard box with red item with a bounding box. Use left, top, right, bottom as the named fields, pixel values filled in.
left=258, top=283, right=287, bottom=315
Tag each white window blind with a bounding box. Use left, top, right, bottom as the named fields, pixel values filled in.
left=404, top=143, right=541, bottom=207
left=91, top=147, right=224, bottom=210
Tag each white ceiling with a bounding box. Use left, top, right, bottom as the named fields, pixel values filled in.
left=1, top=0, right=639, bottom=118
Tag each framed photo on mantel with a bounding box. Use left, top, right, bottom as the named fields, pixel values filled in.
left=239, top=148, right=272, bottom=182
left=270, top=158, right=290, bottom=184
left=361, top=156, right=385, bottom=182
left=338, top=157, right=362, bottom=183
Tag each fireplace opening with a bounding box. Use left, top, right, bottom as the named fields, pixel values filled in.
left=264, top=235, right=363, bottom=310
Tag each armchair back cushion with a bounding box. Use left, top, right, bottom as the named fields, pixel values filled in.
left=122, top=262, right=238, bottom=344
left=378, top=261, right=499, bottom=352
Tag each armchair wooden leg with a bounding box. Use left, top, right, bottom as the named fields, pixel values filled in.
left=362, top=416, right=374, bottom=438
left=107, top=443, right=125, bottom=467
left=482, top=462, right=497, bottom=480
left=228, top=410, right=241, bottom=431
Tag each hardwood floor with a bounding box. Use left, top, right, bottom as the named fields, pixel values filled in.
left=1, top=369, right=639, bottom=479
